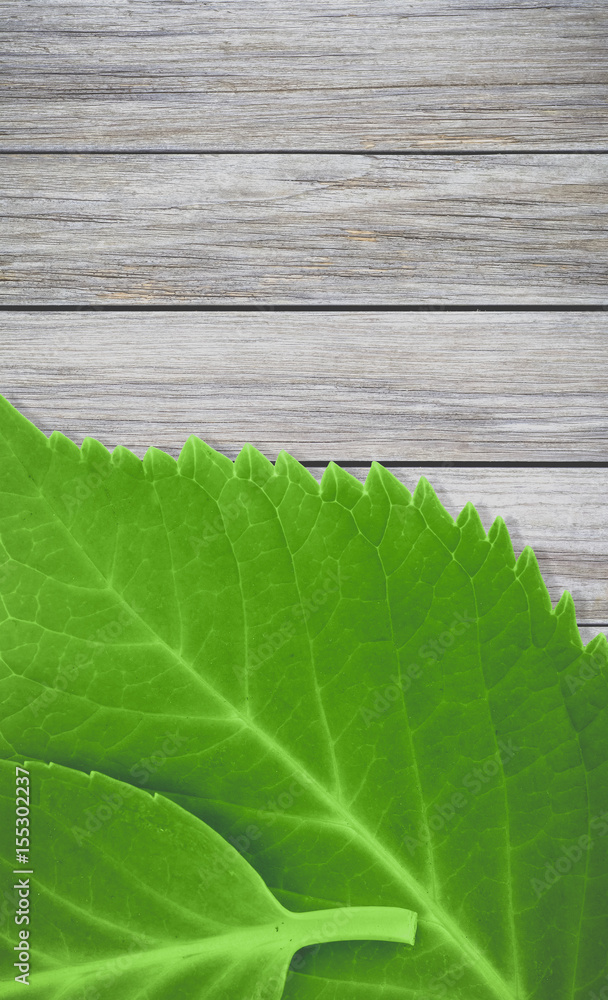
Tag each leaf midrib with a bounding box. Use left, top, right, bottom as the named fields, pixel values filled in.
left=8, top=447, right=519, bottom=1000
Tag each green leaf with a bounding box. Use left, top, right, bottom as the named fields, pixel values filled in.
left=0, top=393, right=607, bottom=999
left=0, top=759, right=416, bottom=999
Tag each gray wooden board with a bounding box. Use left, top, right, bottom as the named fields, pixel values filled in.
left=1, top=1, right=607, bottom=150
left=1, top=6, right=605, bottom=658
left=2, top=154, right=607, bottom=304
left=579, top=627, right=605, bottom=646
left=2, top=384, right=606, bottom=628
left=1, top=311, right=605, bottom=461
left=0, top=309, right=606, bottom=626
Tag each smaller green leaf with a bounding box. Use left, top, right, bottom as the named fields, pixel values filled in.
left=0, top=761, right=417, bottom=999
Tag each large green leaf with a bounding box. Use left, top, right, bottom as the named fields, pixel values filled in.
left=0, top=393, right=607, bottom=999
left=0, top=760, right=416, bottom=999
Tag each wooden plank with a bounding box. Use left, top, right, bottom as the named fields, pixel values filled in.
left=1, top=154, right=607, bottom=304
left=1, top=1, right=607, bottom=150
left=2, top=384, right=606, bottom=625
left=0, top=311, right=606, bottom=624
left=0, top=310, right=606, bottom=462
left=580, top=627, right=606, bottom=645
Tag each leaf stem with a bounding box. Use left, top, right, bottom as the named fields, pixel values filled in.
left=288, top=905, right=417, bottom=949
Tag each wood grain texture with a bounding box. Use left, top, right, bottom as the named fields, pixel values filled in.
left=1, top=5, right=604, bottom=639
left=0, top=311, right=606, bottom=625
left=579, top=627, right=605, bottom=645
left=0, top=310, right=606, bottom=462
left=1, top=1, right=607, bottom=151
left=2, top=379, right=606, bottom=626
left=2, top=154, right=607, bottom=304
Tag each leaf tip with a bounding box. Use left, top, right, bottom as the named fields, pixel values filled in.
left=275, top=450, right=320, bottom=494
left=516, top=544, right=556, bottom=645
left=49, top=429, right=81, bottom=461
left=456, top=500, right=485, bottom=534
left=320, top=462, right=339, bottom=501
left=364, top=461, right=400, bottom=497
left=555, top=588, right=577, bottom=619
left=235, top=443, right=275, bottom=485
left=366, top=462, right=413, bottom=509
left=177, top=435, right=234, bottom=494
left=331, top=463, right=365, bottom=509
left=553, top=589, right=582, bottom=645
left=413, top=475, right=459, bottom=550
left=515, top=543, right=535, bottom=574
left=111, top=444, right=144, bottom=478
left=412, top=475, right=432, bottom=505
left=584, top=627, right=608, bottom=661
left=488, top=515, right=516, bottom=567
left=143, top=446, right=177, bottom=480
left=81, top=435, right=112, bottom=468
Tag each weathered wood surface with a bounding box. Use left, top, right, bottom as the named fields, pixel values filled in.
left=1, top=1, right=607, bottom=151
left=1, top=311, right=606, bottom=626
left=2, top=154, right=607, bottom=304
left=2, top=381, right=607, bottom=625
left=580, top=627, right=605, bottom=645
left=1, top=5, right=605, bottom=634
left=1, top=310, right=606, bottom=462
